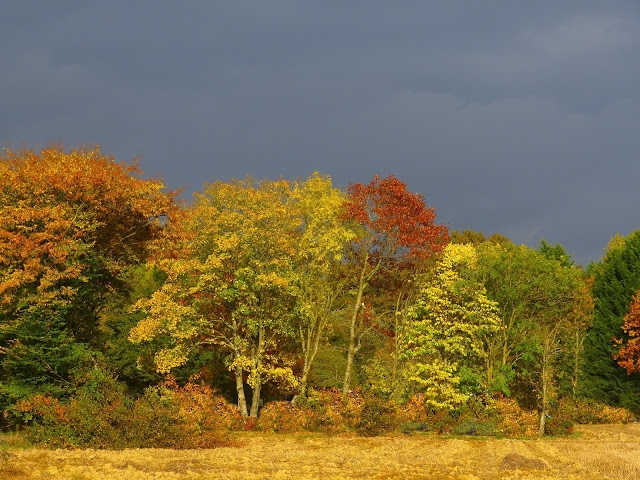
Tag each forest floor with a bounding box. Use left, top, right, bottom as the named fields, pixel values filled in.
left=1, top=423, right=639, bottom=480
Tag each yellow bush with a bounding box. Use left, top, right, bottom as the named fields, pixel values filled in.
left=492, top=396, right=539, bottom=437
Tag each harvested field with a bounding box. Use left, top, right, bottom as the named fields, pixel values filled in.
left=1, top=423, right=639, bottom=479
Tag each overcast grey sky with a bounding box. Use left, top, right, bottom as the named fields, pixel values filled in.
left=1, top=1, right=639, bottom=266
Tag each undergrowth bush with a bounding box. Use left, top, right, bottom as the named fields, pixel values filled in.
left=397, top=394, right=635, bottom=437
left=13, top=370, right=240, bottom=449
left=399, top=393, right=538, bottom=437
left=492, top=395, right=539, bottom=437
left=165, top=378, right=243, bottom=442
left=257, top=401, right=307, bottom=433
left=553, top=397, right=636, bottom=425
left=294, top=388, right=364, bottom=433
left=355, top=395, right=397, bottom=436
left=255, top=388, right=400, bottom=436
left=17, top=372, right=634, bottom=445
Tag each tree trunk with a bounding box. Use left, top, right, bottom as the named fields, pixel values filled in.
left=249, top=373, right=262, bottom=417
left=342, top=264, right=368, bottom=398
left=298, top=318, right=320, bottom=400
left=392, top=297, right=400, bottom=397
left=299, top=340, right=316, bottom=399
left=539, top=337, right=553, bottom=437
left=391, top=290, right=410, bottom=400
left=234, top=365, right=248, bottom=417
left=485, top=356, right=494, bottom=390
left=231, top=313, right=248, bottom=417
left=249, top=319, right=265, bottom=418
left=342, top=332, right=357, bottom=398
left=539, top=358, right=548, bottom=436
left=572, top=330, right=582, bottom=396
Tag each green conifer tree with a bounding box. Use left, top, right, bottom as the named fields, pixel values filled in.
left=580, top=231, right=640, bottom=413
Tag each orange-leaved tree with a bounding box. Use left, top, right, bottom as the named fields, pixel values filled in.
left=340, top=175, right=448, bottom=397
left=0, top=145, right=179, bottom=401
left=614, top=290, right=640, bottom=375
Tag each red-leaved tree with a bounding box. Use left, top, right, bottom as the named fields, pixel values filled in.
left=340, top=175, right=448, bottom=396
left=614, top=290, right=640, bottom=374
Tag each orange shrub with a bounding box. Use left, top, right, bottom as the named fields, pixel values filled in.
left=281, top=388, right=367, bottom=434
left=398, top=394, right=429, bottom=424
left=257, top=401, right=307, bottom=433
left=14, top=395, right=69, bottom=424
left=14, top=371, right=241, bottom=449
left=163, top=378, right=243, bottom=433
left=355, top=395, right=398, bottom=436
left=555, top=397, right=636, bottom=425
left=492, top=396, right=539, bottom=437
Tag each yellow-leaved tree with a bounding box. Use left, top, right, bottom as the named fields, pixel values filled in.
left=290, top=173, right=358, bottom=398
left=400, top=243, right=500, bottom=409
left=130, top=178, right=302, bottom=417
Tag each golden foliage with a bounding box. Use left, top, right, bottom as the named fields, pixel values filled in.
left=0, top=145, right=179, bottom=314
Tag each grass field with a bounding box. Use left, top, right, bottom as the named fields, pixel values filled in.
left=1, top=423, right=639, bottom=479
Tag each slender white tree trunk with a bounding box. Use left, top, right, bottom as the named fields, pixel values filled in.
left=234, top=365, right=248, bottom=417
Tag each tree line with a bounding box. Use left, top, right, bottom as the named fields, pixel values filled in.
left=1, top=146, right=639, bottom=436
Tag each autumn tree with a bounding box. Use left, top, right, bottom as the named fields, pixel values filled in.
left=0, top=146, right=178, bottom=405
left=614, top=291, right=640, bottom=375
left=290, top=173, right=357, bottom=398
left=538, top=239, right=574, bottom=268
left=560, top=275, right=594, bottom=397
left=362, top=257, right=433, bottom=400
left=130, top=178, right=303, bottom=417
left=97, top=264, right=168, bottom=392
left=400, top=243, right=500, bottom=408
left=537, top=240, right=593, bottom=396
left=340, top=175, right=448, bottom=397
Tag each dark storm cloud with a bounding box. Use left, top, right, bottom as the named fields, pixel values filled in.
left=1, top=1, right=639, bottom=265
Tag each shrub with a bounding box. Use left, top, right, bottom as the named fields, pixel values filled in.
left=355, top=396, right=398, bottom=437
left=295, top=388, right=359, bottom=433
left=544, top=413, right=573, bottom=436
left=123, top=385, right=190, bottom=448
left=163, top=378, right=242, bottom=446
left=14, top=369, right=132, bottom=448
left=554, top=397, right=636, bottom=425
left=257, top=401, right=306, bottom=433
left=492, top=395, right=539, bottom=437
left=398, top=394, right=429, bottom=424
left=399, top=420, right=429, bottom=434
left=399, top=394, right=502, bottom=436
left=14, top=370, right=239, bottom=449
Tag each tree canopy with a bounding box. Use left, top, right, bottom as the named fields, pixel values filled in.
left=2, top=144, right=639, bottom=438
left=0, top=146, right=178, bottom=404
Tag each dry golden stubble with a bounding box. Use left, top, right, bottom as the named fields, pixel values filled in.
left=0, top=424, right=638, bottom=479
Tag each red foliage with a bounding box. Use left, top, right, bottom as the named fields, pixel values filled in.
left=342, top=175, right=448, bottom=264
left=14, top=394, right=69, bottom=423
left=614, top=290, right=640, bottom=374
